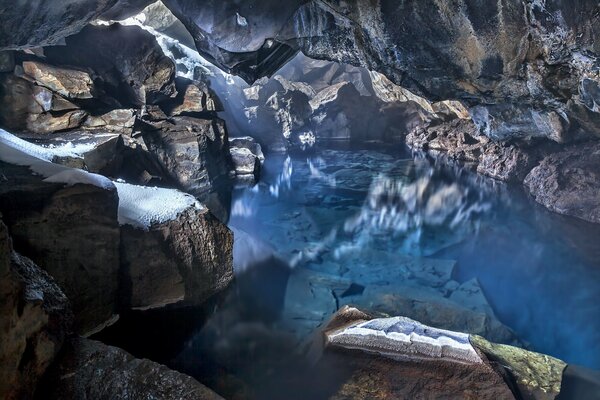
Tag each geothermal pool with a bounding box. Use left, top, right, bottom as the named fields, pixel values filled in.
left=99, top=144, right=600, bottom=399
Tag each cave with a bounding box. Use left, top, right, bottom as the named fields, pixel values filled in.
left=0, top=1, right=599, bottom=399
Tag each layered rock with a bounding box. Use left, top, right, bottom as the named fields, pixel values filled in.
left=229, top=136, right=263, bottom=181
left=39, top=337, right=223, bottom=400
left=0, top=221, right=71, bottom=400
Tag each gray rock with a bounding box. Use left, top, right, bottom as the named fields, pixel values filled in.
left=0, top=220, right=71, bottom=400
left=0, top=50, right=15, bottom=72
left=524, top=141, right=600, bottom=223
left=39, top=337, right=223, bottom=400
left=0, top=0, right=118, bottom=50
left=229, top=136, right=263, bottom=180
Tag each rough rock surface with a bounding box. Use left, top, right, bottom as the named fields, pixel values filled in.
left=0, top=162, right=120, bottom=335
left=164, top=77, right=222, bottom=117
left=44, top=24, right=176, bottom=107
left=21, top=61, right=95, bottom=100
left=319, top=307, right=516, bottom=400
left=39, top=337, right=224, bottom=400
left=120, top=206, right=234, bottom=310
left=407, top=118, right=539, bottom=182
left=0, top=221, right=71, bottom=400
left=229, top=136, right=263, bottom=180
left=0, top=0, right=118, bottom=50
left=140, top=116, right=232, bottom=217
left=524, top=141, right=600, bottom=223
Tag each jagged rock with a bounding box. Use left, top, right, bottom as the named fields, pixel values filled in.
left=139, top=116, right=232, bottom=216
left=118, top=192, right=234, bottom=310
left=44, top=24, right=176, bottom=107
left=0, top=0, right=118, bottom=50
left=21, top=61, right=95, bottom=99
left=25, top=110, right=88, bottom=134
left=318, top=307, right=516, bottom=400
left=524, top=142, right=600, bottom=224
left=0, top=162, right=120, bottom=335
left=39, top=337, right=224, bottom=400
left=164, top=77, right=222, bottom=117
left=99, top=0, right=154, bottom=20
left=229, top=137, right=263, bottom=180
left=0, top=221, right=71, bottom=400
left=83, top=109, right=136, bottom=133
left=408, top=118, right=538, bottom=182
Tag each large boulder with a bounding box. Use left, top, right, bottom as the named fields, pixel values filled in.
left=44, top=23, right=176, bottom=107
left=524, top=141, right=600, bottom=223
left=115, top=182, right=234, bottom=310
left=39, top=337, right=223, bottom=400
left=0, top=162, right=120, bottom=335
left=0, top=221, right=71, bottom=400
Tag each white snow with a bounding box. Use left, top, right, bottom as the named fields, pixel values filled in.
left=0, top=128, right=114, bottom=190
left=114, top=182, right=205, bottom=229
left=327, top=314, right=483, bottom=364
left=42, top=141, right=98, bottom=159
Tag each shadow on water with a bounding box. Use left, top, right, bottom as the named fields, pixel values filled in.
left=98, top=142, right=600, bottom=399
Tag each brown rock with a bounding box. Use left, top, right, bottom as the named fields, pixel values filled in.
left=120, top=207, right=233, bottom=310
left=21, top=61, right=94, bottom=99
left=166, top=77, right=222, bottom=116
left=0, top=221, right=72, bottom=400
left=39, top=337, right=224, bottom=400
left=83, top=109, right=136, bottom=133
left=0, top=162, right=120, bottom=335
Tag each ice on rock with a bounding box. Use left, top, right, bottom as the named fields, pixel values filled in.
left=114, top=182, right=205, bottom=230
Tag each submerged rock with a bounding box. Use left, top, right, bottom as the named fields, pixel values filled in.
left=0, top=221, right=72, bottom=400
left=524, top=142, right=600, bottom=224
left=39, top=337, right=224, bottom=400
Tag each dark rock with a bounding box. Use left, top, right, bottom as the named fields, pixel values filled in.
left=39, top=337, right=224, bottom=400
left=82, top=109, right=136, bottom=133
left=0, top=162, right=120, bottom=335
left=0, top=0, right=118, bottom=50
left=44, top=24, right=176, bottom=107
left=140, top=116, right=232, bottom=216
left=99, top=0, right=154, bottom=21
left=524, top=141, right=600, bottom=223
left=120, top=206, right=234, bottom=310
left=0, top=220, right=71, bottom=400
left=0, top=51, right=15, bottom=72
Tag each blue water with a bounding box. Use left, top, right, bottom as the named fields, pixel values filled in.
left=99, top=144, right=600, bottom=399
left=224, top=144, right=600, bottom=368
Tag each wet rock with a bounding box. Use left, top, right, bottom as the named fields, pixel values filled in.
left=0, top=162, right=120, bottom=335
left=44, top=24, right=176, bottom=107
left=524, top=142, right=600, bottom=223
left=21, top=61, right=95, bottom=99
left=83, top=109, right=136, bottom=133
left=0, top=221, right=71, bottom=400
left=0, top=0, right=117, bottom=50
left=319, top=307, right=516, bottom=400
left=229, top=137, right=263, bottom=180
left=471, top=335, right=566, bottom=400
left=140, top=116, right=232, bottom=216
left=120, top=205, right=234, bottom=310
left=39, top=337, right=224, bottom=400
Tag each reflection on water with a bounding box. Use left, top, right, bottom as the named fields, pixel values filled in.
left=100, top=144, right=600, bottom=399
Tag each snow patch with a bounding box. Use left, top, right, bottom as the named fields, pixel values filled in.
left=114, top=182, right=205, bottom=229
left=0, top=129, right=114, bottom=190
